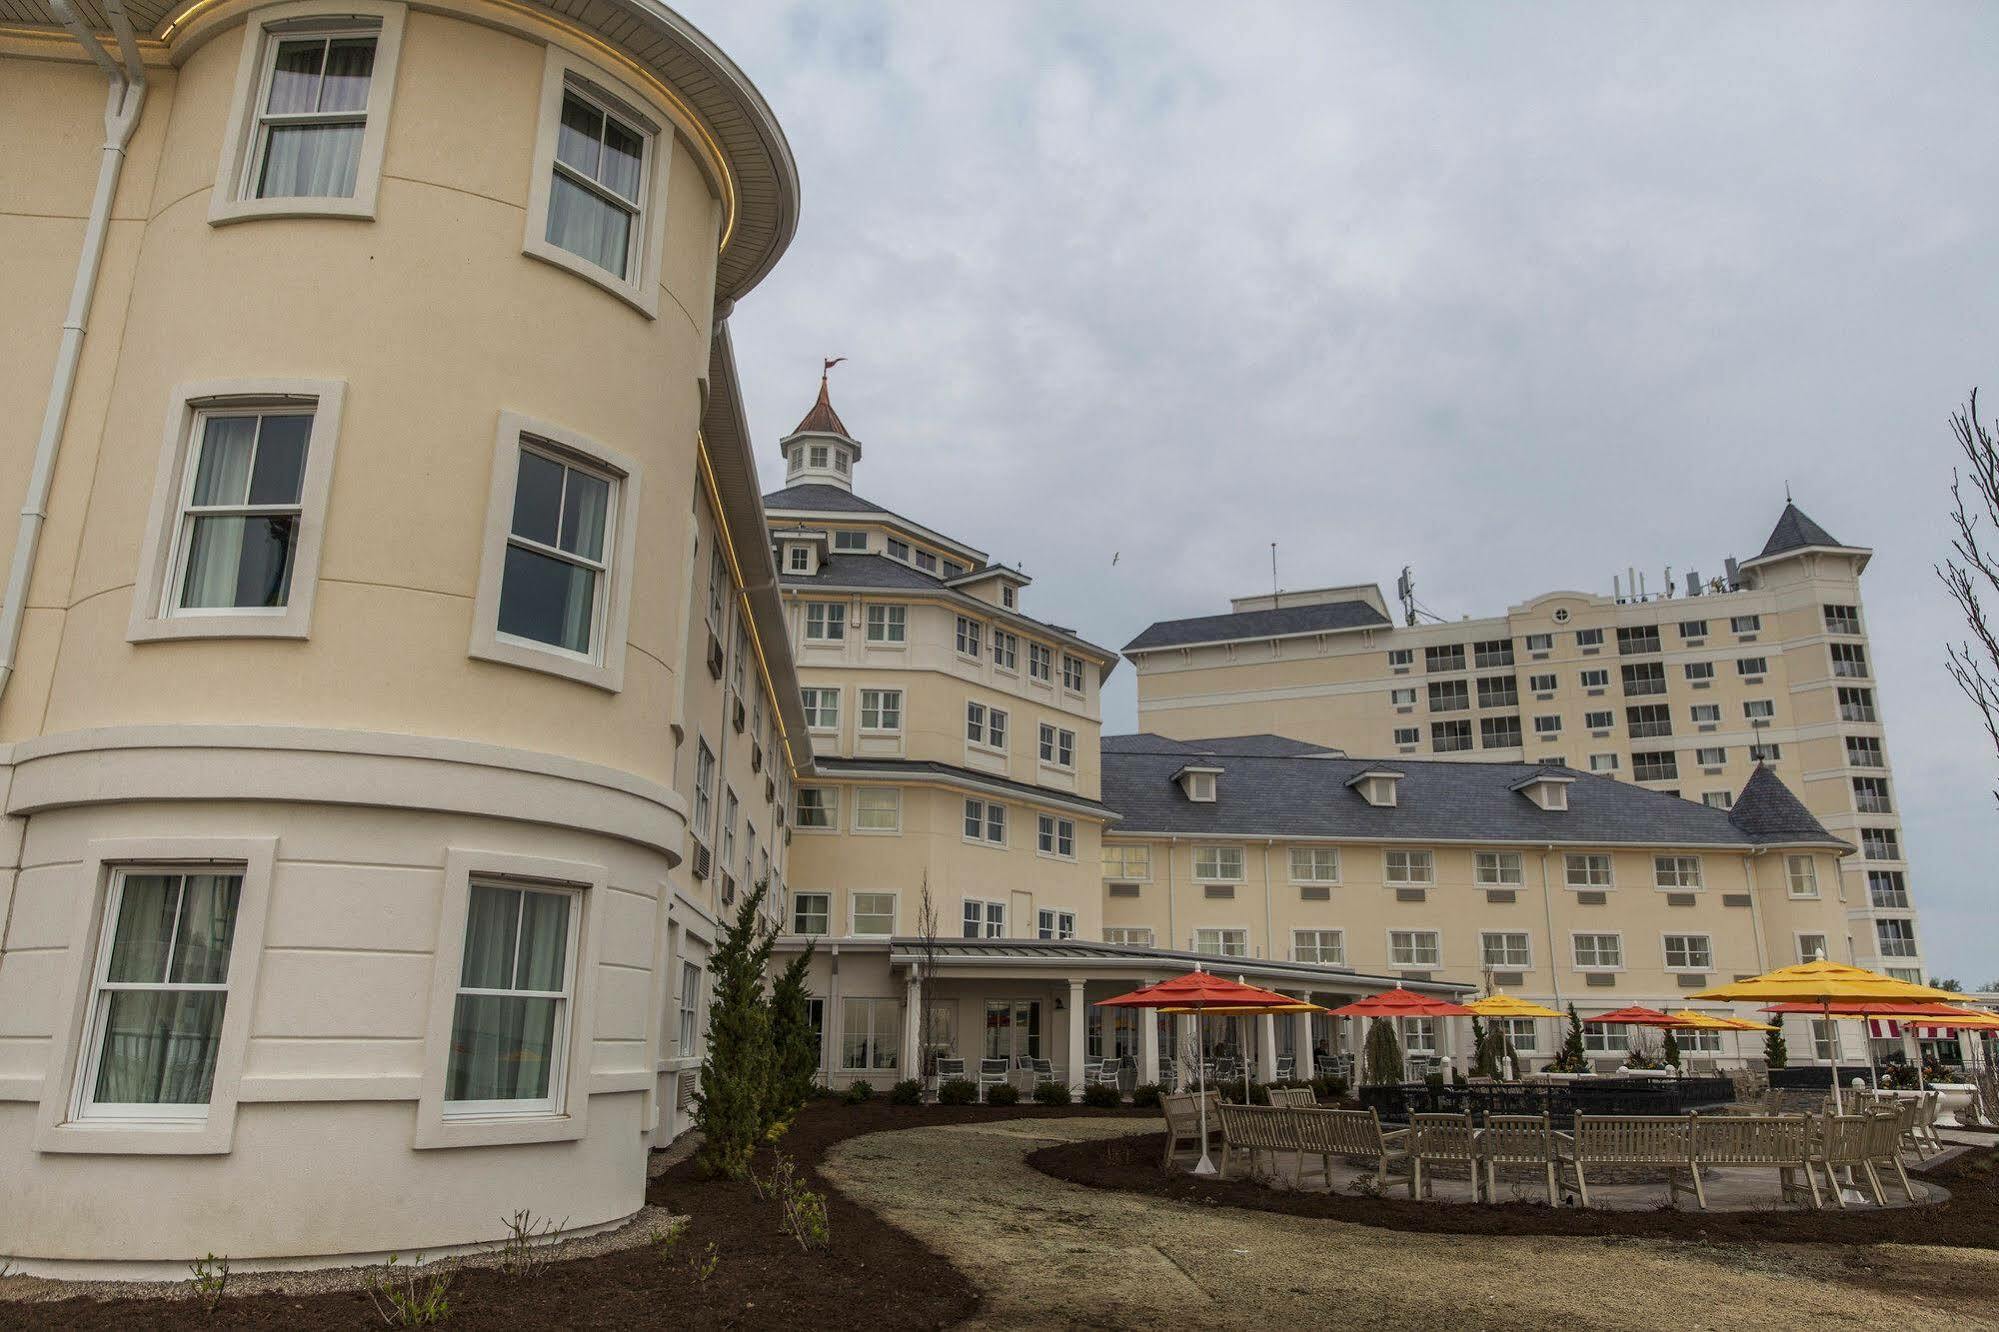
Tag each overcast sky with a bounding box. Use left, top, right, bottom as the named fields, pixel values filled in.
left=690, top=2, right=1999, bottom=986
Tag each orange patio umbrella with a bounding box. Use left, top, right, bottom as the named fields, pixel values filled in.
left=1097, top=970, right=1305, bottom=1174
left=1330, top=986, right=1477, bottom=1083
left=1580, top=1004, right=1679, bottom=1027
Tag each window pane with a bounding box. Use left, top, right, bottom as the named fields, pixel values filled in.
left=547, top=171, right=631, bottom=276
left=247, top=414, right=311, bottom=505
left=266, top=38, right=325, bottom=114
left=258, top=121, right=364, bottom=198
left=317, top=37, right=375, bottom=113
left=447, top=994, right=557, bottom=1101
left=92, top=989, right=226, bottom=1105
left=556, top=93, right=603, bottom=175
left=167, top=874, right=241, bottom=985
left=598, top=116, right=643, bottom=201
left=460, top=885, right=520, bottom=988
left=180, top=514, right=296, bottom=608
left=511, top=450, right=564, bottom=545
left=499, top=544, right=596, bottom=653
left=515, top=891, right=569, bottom=991
left=191, top=416, right=256, bottom=506
left=559, top=468, right=609, bottom=561
left=105, top=874, right=179, bottom=983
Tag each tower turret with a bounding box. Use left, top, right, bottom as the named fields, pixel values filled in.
left=779, top=363, right=862, bottom=490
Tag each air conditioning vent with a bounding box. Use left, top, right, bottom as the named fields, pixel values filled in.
left=1203, top=884, right=1235, bottom=899
left=1299, top=885, right=1330, bottom=902
left=1491, top=971, right=1525, bottom=988
left=1667, top=892, right=1696, bottom=908
left=765, top=777, right=776, bottom=804
left=732, top=698, right=746, bottom=732
left=1676, top=973, right=1707, bottom=988
left=1107, top=882, right=1140, bottom=898
left=751, top=743, right=763, bottom=773
left=1395, top=888, right=1426, bottom=903
left=1721, top=893, right=1752, bottom=908
left=1585, top=972, right=1616, bottom=987
left=1577, top=890, right=1608, bottom=906
left=1485, top=889, right=1517, bottom=905
left=706, top=630, right=724, bottom=679
left=721, top=872, right=736, bottom=906
left=690, top=842, right=711, bottom=880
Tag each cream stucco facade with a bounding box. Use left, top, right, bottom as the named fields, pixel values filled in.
left=0, top=0, right=806, bottom=1275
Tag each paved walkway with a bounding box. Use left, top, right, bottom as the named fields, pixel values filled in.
left=822, top=1118, right=1999, bottom=1331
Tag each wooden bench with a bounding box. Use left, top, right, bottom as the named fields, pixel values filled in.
left=1687, top=1114, right=1818, bottom=1210
left=1291, top=1106, right=1408, bottom=1189
left=1217, top=1102, right=1296, bottom=1182
left=1861, top=1108, right=1916, bottom=1204
left=1813, top=1113, right=1880, bottom=1209
left=1267, top=1087, right=1317, bottom=1109
left=1407, top=1112, right=1481, bottom=1200
left=1160, top=1090, right=1222, bottom=1168
left=1571, top=1113, right=1697, bottom=1208
left=1478, top=1113, right=1568, bottom=1204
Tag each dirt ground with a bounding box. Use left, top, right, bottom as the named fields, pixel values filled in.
left=823, top=1118, right=1999, bottom=1332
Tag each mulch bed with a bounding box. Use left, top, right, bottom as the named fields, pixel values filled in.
left=1029, top=1130, right=1999, bottom=1249
left=1, top=1099, right=1146, bottom=1330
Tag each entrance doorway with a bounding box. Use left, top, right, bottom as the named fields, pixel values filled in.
left=985, top=1000, right=1042, bottom=1066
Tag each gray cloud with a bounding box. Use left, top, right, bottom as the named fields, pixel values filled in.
left=691, top=1, right=1999, bottom=985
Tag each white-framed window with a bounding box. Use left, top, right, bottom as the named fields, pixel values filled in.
left=1493, top=1018, right=1539, bottom=1052
left=1584, top=710, right=1615, bottom=730
left=1796, top=932, right=1828, bottom=964
left=445, top=880, right=580, bottom=1117
left=71, top=868, right=246, bottom=1124
left=130, top=381, right=347, bottom=643
left=1388, top=648, right=1414, bottom=667
left=469, top=414, right=639, bottom=691
left=1565, top=853, right=1613, bottom=888
left=1401, top=1018, right=1437, bottom=1053
left=720, top=788, right=737, bottom=874
left=801, top=687, right=840, bottom=732
left=859, top=689, right=902, bottom=732
left=832, top=529, right=868, bottom=552
left=1737, top=656, right=1768, bottom=677
left=692, top=739, right=715, bottom=837
left=1730, top=614, right=1761, bottom=634
left=1038, top=723, right=1076, bottom=768
left=794, top=786, right=836, bottom=830
left=1876, top=918, right=1918, bottom=958
left=1690, top=703, right=1721, bottom=724
left=1527, top=673, right=1557, bottom=693
left=1533, top=714, right=1562, bottom=735
left=1778, top=854, right=1819, bottom=900
left=1384, top=849, right=1434, bottom=886
left=1581, top=1024, right=1627, bottom=1054
left=992, top=630, right=1018, bottom=671
left=1194, top=846, right=1244, bottom=881
left=1480, top=931, right=1531, bottom=968
left=1194, top=927, right=1248, bottom=958
left=1036, top=814, right=1076, bottom=859
left=1654, top=855, right=1703, bottom=889
left=786, top=545, right=809, bottom=573
left=804, top=602, right=845, bottom=641
left=963, top=799, right=1006, bottom=845
left=1389, top=930, right=1440, bottom=968
left=1290, top=847, right=1340, bottom=883
left=1703, top=792, right=1732, bottom=809
left=853, top=788, right=901, bottom=833
left=1393, top=727, right=1421, bottom=745
left=955, top=615, right=983, bottom=657
left=210, top=1, right=405, bottom=223
left=961, top=898, right=1005, bottom=939
left=965, top=701, right=1007, bottom=748
left=865, top=604, right=907, bottom=643
left=1027, top=642, right=1053, bottom=682
left=1474, top=851, right=1523, bottom=885
left=1579, top=668, right=1609, bottom=688
left=1679, top=620, right=1708, bottom=639
left=1684, top=660, right=1715, bottom=681
left=1575, top=628, right=1604, bottom=647
left=1391, top=687, right=1418, bottom=705
left=1744, top=699, right=1775, bottom=720
left=1037, top=909, right=1077, bottom=940
left=1663, top=934, right=1712, bottom=970
left=1001, top=585, right=1018, bottom=609
left=1104, top=927, right=1154, bottom=947
left=1103, top=844, right=1151, bottom=881
left=1062, top=653, right=1086, bottom=692
left=912, top=548, right=934, bottom=572
left=792, top=892, right=830, bottom=935
left=522, top=47, right=668, bottom=315
left=1524, top=633, right=1553, bottom=651
left=1589, top=753, right=1619, bottom=772
left=676, top=961, right=702, bottom=1056
left=1572, top=933, right=1622, bottom=969
left=1293, top=929, right=1344, bottom=964
left=850, top=892, right=896, bottom=936
left=841, top=997, right=901, bottom=1071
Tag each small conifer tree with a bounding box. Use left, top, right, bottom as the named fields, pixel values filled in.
left=1363, top=1017, right=1404, bottom=1085
left=695, top=881, right=776, bottom=1178
left=767, top=944, right=819, bottom=1120
left=1764, top=1024, right=1789, bottom=1069
left=1552, top=1002, right=1589, bottom=1073
left=1662, top=1030, right=1681, bottom=1068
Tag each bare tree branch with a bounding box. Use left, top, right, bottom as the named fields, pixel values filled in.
left=1937, top=387, right=1999, bottom=807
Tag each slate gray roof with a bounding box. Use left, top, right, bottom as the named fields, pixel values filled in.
left=1728, top=764, right=1845, bottom=844
left=1102, top=732, right=1343, bottom=758
left=1124, top=598, right=1392, bottom=652
left=1099, top=738, right=1844, bottom=848
left=762, top=483, right=895, bottom=515
left=810, top=756, right=1115, bottom=816
left=1757, top=503, right=1845, bottom=559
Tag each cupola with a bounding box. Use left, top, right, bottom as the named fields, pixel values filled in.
left=779, top=364, right=863, bottom=491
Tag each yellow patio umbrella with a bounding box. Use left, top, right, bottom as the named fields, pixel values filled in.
left=1691, top=960, right=1961, bottom=1109
left=1466, top=991, right=1565, bottom=1020
left=1663, top=1011, right=1775, bottom=1031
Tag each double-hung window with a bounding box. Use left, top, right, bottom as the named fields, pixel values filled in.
left=1384, top=849, right=1434, bottom=886
left=676, top=962, right=701, bottom=1056
left=851, top=892, right=896, bottom=936
left=692, top=740, right=715, bottom=837
left=1663, top=935, right=1712, bottom=970
left=955, top=616, right=983, bottom=657
left=1291, top=847, right=1340, bottom=883
left=992, top=630, right=1018, bottom=671
left=166, top=408, right=313, bottom=615
left=1195, top=928, right=1248, bottom=958
left=1480, top=931, right=1530, bottom=968
left=1027, top=643, right=1053, bottom=682
left=962, top=899, right=1005, bottom=938
left=1474, top=851, right=1523, bottom=886
left=1194, top=846, right=1244, bottom=881
left=1036, top=815, right=1075, bottom=858
left=1037, top=909, right=1077, bottom=940
left=1293, top=930, right=1344, bottom=964
left=1654, top=855, right=1702, bottom=889
left=792, top=893, right=830, bottom=935
left=1038, top=724, right=1075, bottom=767
left=446, top=882, right=577, bottom=1114
left=1572, top=933, right=1622, bottom=970
left=498, top=441, right=614, bottom=659
left=1390, top=930, right=1440, bottom=968
left=804, top=603, right=845, bottom=641
left=859, top=689, right=902, bottom=732
left=966, top=701, right=1006, bottom=748
left=1103, top=844, right=1150, bottom=880
left=801, top=687, right=839, bottom=731
left=866, top=605, right=907, bottom=643
left=1062, top=653, right=1086, bottom=691
left=842, top=998, right=900, bottom=1071
left=543, top=80, right=650, bottom=283
left=74, top=870, right=243, bottom=1119
left=854, top=788, right=901, bottom=833
left=1565, top=853, right=1612, bottom=887
left=963, top=799, right=1006, bottom=845
left=795, top=787, right=835, bottom=829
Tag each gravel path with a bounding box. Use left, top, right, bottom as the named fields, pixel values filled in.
left=822, top=1118, right=1999, bottom=1331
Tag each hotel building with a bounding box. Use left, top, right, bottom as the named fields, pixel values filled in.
left=1126, top=509, right=1926, bottom=983
left=1, top=0, right=804, bottom=1275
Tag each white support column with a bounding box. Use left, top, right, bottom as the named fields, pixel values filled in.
left=1175, top=1013, right=1194, bottom=1090
left=903, top=970, right=923, bottom=1084
left=1067, top=978, right=1088, bottom=1095
left=1141, top=1005, right=1161, bottom=1088
left=1295, top=1006, right=1315, bottom=1082
left=1258, top=1013, right=1280, bottom=1084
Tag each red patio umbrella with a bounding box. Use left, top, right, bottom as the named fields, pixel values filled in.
left=1580, top=1005, right=1679, bottom=1027
left=1329, top=986, right=1477, bottom=1083
left=1097, top=971, right=1301, bottom=1174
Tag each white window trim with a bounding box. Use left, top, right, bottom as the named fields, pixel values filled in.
left=1193, top=926, right=1251, bottom=959
left=1473, top=850, right=1525, bottom=886
left=128, top=378, right=346, bottom=643
left=1288, top=847, right=1342, bottom=885
left=1785, top=854, right=1821, bottom=899
left=1478, top=931, right=1533, bottom=970
left=961, top=897, right=1006, bottom=939
left=801, top=686, right=841, bottom=735
left=850, top=786, right=902, bottom=836
left=790, top=892, right=831, bottom=936
left=848, top=891, right=897, bottom=938
left=415, top=847, right=605, bottom=1149
left=1291, top=928, right=1345, bottom=965
left=1035, top=813, right=1077, bottom=862
left=864, top=604, right=909, bottom=648
left=35, top=837, right=276, bottom=1156
left=1653, top=855, right=1705, bottom=891
left=1383, top=849, right=1436, bottom=887
left=468, top=410, right=640, bottom=691
left=208, top=0, right=407, bottom=225
left=521, top=45, right=670, bottom=318
left=1564, top=853, right=1615, bottom=889
left=1101, top=844, right=1153, bottom=882
left=1192, top=845, right=1245, bottom=883
left=858, top=688, right=904, bottom=734
left=793, top=785, right=839, bottom=834
left=1386, top=928, right=1442, bottom=970
left=962, top=798, right=1008, bottom=847
left=1662, top=933, right=1715, bottom=973
left=1570, top=931, right=1625, bottom=972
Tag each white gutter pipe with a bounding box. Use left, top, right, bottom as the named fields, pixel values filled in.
left=0, top=0, right=146, bottom=703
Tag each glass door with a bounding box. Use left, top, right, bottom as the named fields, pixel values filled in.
left=984, top=1000, right=1042, bottom=1066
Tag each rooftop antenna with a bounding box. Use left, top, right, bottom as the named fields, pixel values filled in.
left=1785, top=480, right=1793, bottom=504
left=1271, top=542, right=1280, bottom=609
left=1396, top=566, right=1417, bottom=627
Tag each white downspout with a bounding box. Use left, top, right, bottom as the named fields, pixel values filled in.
left=0, top=0, right=146, bottom=703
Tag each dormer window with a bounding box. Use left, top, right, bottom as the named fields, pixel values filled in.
left=1002, top=585, right=1017, bottom=609
left=1510, top=770, right=1574, bottom=811
left=1175, top=764, right=1223, bottom=802
left=1345, top=769, right=1404, bottom=808
left=786, top=545, right=810, bottom=573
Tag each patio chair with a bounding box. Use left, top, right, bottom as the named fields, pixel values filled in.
left=1089, top=1059, right=1122, bottom=1089
left=935, top=1057, right=966, bottom=1082
left=976, top=1058, right=1009, bottom=1102
left=1217, top=1102, right=1297, bottom=1182
left=1913, top=1090, right=1946, bottom=1156
left=1028, top=1057, right=1055, bottom=1083
left=1478, top=1114, right=1568, bottom=1205
left=1406, top=1112, right=1482, bottom=1200
left=1157, top=1056, right=1177, bottom=1091
left=1268, top=1086, right=1316, bottom=1109
left=1291, top=1106, right=1408, bottom=1189
left=1860, top=1109, right=1917, bottom=1204
left=1160, top=1091, right=1223, bottom=1168
left=1571, top=1113, right=1697, bottom=1209
left=1275, top=1055, right=1296, bottom=1081
left=1687, top=1114, right=1818, bottom=1211
left=1811, top=1113, right=1880, bottom=1209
